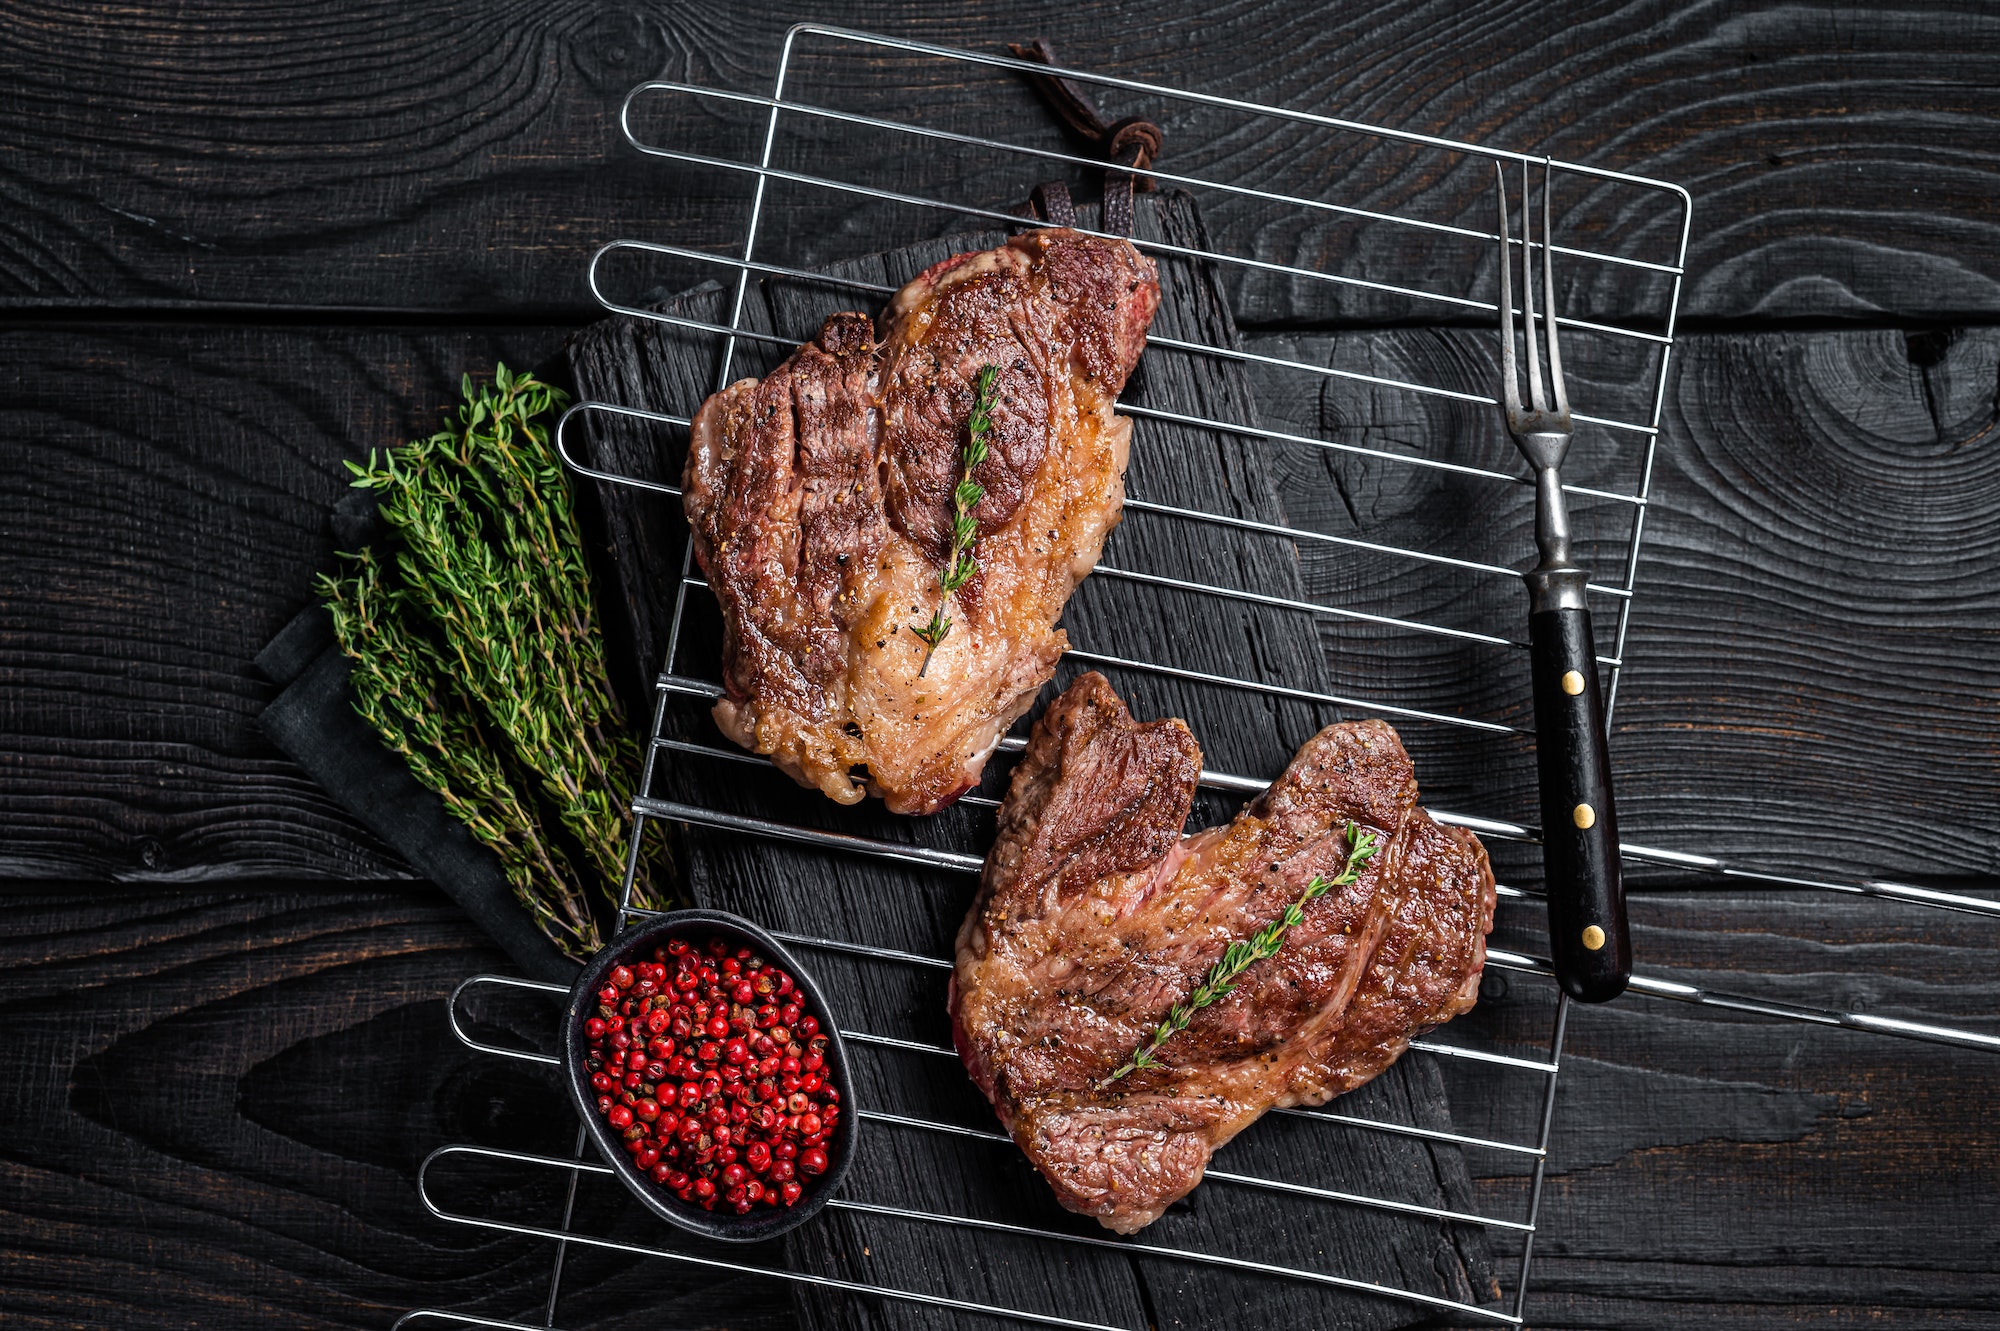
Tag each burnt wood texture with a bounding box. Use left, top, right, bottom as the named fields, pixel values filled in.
left=2, top=884, right=1993, bottom=1330
left=3, top=1, right=1998, bottom=1329
left=3, top=1, right=1998, bottom=325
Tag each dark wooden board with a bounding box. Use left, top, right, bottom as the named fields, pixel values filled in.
left=3, top=1, right=2000, bottom=324
left=2, top=881, right=1993, bottom=1330
left=564, top=192, right=1494, bottom=1330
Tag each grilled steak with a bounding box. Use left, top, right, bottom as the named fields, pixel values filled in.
left=683, top=229, right=1160, bottom=815
left=950, top=673, right=1496, bottom=1233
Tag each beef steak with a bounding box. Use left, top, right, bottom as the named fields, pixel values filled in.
left=950, top=672, right=1496, bottom=1233
left=682, top=229, right=1160, bottom=815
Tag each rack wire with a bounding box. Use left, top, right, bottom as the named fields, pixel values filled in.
left=400, top=24, right=2000, bottom=1331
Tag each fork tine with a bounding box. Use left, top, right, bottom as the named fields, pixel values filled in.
left=1493, top=162, right=1519, bottom=414
left=1542, top=158, right=1568, bottom=417
left=1519, top=159, right=1547, bottom=413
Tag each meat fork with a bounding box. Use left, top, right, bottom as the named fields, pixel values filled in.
left=1495, top=161, right=1630, bottom=1003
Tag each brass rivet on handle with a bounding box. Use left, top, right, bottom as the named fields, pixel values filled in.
left=1573, top=803, right=1596, bottom=829
left=1582, top=924, right=1606, bottom=951
left=1561, top=670, right=1585, bottom=696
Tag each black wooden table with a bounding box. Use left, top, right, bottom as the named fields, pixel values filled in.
left=3, top=5, right=1997, bottom=1328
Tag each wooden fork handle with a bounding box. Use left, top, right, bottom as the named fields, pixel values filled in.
left=1529, top=605, right=1631, bottom=1003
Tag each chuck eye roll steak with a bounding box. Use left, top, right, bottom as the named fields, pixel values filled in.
left=950, top=673, right=1496, bottom=1234
left=682, top=228, right=1161, bottom=815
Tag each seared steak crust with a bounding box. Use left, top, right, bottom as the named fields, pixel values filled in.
left=683, top=230, right=1160, bottom=814
left=950, top=673, right=1496, bottom=1233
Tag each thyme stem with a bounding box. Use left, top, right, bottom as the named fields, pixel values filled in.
left=318, top=365, right=663, bottom=959
left=912, top=364, right=999, bottom=675
left=1103, top=821, right=1383, bottom=1085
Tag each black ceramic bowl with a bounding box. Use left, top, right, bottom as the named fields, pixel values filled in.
left=562, top=908, right=859, bottom=1242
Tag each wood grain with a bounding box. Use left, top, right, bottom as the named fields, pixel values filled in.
left=1621, top=325, right=2000, bottom=880
left=1, top=882, right=1991, bottom=1329
left=5, top=9, right=2000, bottom=1328
left=1471, top=886, right=2000, bottom=1328
left=0, top=322, right=569, bottom=880
left=1237, top=324, right=2000, bottom=882
left=2, top=1, right=1998, bottom=322
left=9, top=321, right=1991, bottom=888
left=0, top=882, right=787, bottom=1331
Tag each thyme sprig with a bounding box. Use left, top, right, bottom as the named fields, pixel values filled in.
left=911, top=364, right=1000, bottom=676
left=1103, top=821, right=1383, bottom=1085
left=317, top=364, right=662, bottom=958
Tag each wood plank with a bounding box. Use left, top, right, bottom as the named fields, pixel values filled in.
left=1238, top=325, right=2000, bottom=884
left=0, top=881, right=791, bottom=1331
left=4, top=321, right=1995, bottom=887
left=1, top=882, right=1991, bottom=1329
left=2, top=1, right=1998, bottom=322
left=549, top=236, right=1157, bottom=1331
left=1465, top=886, right=2000, bottom=1328
left=0, top=321, right=575, bottom=880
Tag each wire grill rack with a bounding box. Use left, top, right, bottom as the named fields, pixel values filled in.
left=399, top=25, right=2000, bottom=1331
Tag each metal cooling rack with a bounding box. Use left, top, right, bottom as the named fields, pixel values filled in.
left=399, top=24, right=2000, bottom=1331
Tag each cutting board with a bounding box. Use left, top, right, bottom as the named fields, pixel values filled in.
left=565, top=190, right=1498, bottom=1331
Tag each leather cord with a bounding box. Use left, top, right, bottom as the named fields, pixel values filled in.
left=1010, top=38, right=1163, bottom=236
left=1029, top=181, right=1077, bottom=228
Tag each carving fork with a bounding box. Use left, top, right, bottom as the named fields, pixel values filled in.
left=1495, top=161, right=1630, bottom=1003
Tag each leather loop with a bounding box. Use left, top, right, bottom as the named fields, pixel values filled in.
left=1008, top=38, right=1163, bottom=236
left=1104, top=117, right=1163, bottom=173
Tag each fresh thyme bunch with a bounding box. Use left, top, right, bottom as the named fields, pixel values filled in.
left=1104, top=821, right=1383, bottom=1084
left=318, top=365, right=660, bottom=958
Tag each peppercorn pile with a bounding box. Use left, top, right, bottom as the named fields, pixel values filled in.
left=583, top=935, right=840, bottom=1214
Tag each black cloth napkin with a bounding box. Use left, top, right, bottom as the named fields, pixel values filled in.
left=254, top=491, right=579, bottom=985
